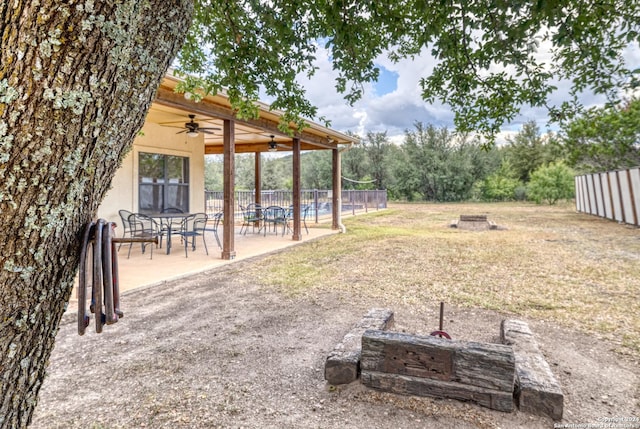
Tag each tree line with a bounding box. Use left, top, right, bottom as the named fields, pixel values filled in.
left=206, top=99, right=640, bottom=205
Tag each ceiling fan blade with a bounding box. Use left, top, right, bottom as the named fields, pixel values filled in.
left=201, top=130, right=216, bottom=135
left=161, top=125, right=186, bottom=129
left=200, top=127, right=221, bottom=131
left=176, top=130, right=188, bottom=134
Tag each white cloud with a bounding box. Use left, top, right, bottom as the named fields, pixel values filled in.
left=290, top=40, right=640, bottom=144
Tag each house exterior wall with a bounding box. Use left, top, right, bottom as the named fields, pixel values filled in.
left=97, top=120, right=205, bottom=231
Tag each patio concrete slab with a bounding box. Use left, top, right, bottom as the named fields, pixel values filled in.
left=69, top=225, right=338, bottom=310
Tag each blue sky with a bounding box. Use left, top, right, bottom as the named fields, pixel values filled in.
left=373, top=67, right=399, bottom=97
left=254, top=39, right=640, bottom=145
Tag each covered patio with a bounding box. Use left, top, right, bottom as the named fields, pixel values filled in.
left=143, top=72, right=359, bottom=260
left=84, top=71, right=358, bottom=309
left=97, top=71, right=358, bottom=263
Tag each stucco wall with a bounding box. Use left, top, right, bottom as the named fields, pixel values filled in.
left=97, top=120, right=205, bottom=231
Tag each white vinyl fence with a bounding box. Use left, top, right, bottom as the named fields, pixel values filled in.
left=575, top=167, right=640, bottom=226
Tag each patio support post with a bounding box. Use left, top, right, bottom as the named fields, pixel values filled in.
left=292, top=138, right=302, bottom=241
left=222, top=119, right=236, bottom=260
left=254, top=152, right=261, bottom=208
left=332, top=148, right=340, bottom=230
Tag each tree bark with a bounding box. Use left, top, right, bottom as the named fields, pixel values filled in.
left=0, top=1, right=193, bottom=426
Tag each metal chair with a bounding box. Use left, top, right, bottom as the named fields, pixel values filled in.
left=301, top=204, right=310, bottom=234
left=178, top=213, right=209, bottom=257
left=127, top=213, right=161, bottom=259
left=285, top=205, right=294, bottom=235
left=263, top=206, right=288, bottom=236
left=196, top=211, right=223, bottom=249
left=285, top=204, right=309, bottom=235
left=240, top=203, right=263, bottom=235
left=287, top=204, right=311, bottom=234
left=117, top=209, right=134, bottom=250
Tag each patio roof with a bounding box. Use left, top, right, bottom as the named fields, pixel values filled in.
left=139, top=71, right=352, bottom=260
left=145, top=72, right=359, bottom=155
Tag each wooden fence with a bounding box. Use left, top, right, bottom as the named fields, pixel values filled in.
left=574, top=167, right=640, bottom=226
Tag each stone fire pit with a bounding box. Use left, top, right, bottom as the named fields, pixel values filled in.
left=450, top=214, right=501, bottom=230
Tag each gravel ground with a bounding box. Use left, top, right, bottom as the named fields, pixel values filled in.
left=31, top=258, right=639, bottom=428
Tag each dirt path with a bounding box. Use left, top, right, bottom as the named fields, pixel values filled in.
left=31, top=260, right=639, bottom=428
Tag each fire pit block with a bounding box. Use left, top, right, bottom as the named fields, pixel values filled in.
left=324, top=308, right=394, bottom=385
left=459, top=214, right=488, bottom=222
left=360, top=330, right=516, bottom=412
left=501, top=319, right=564, bottom=420
left=451, top=214, right=499, bottom=230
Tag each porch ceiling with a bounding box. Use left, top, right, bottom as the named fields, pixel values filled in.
left=145, top=74, right=358, bottom=155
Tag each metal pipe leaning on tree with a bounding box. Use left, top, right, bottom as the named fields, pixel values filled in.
left=78, top=219, right=157, bottom=335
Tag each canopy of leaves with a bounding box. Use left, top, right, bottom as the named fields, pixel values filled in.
left=559, top=98, right=640, bottom=173
left=176, top=0, right=640, bottom=143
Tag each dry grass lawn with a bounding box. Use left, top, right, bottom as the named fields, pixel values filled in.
left=260, top=202, right=640, bottom=357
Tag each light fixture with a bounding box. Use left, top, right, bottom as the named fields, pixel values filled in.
left=268, top=135, right=277, bottom=152
left=187, top=131, right=199, bottom=138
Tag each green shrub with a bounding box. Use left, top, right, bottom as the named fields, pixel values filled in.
left=514, top=185, right=528, bottom=201
left=469, top=180, right=485, bottom=201
left=527, top=162, right=575, bottom=204
left=480, top=160, right=522, bottom=201
left=482, top=174, right=521, bottom=201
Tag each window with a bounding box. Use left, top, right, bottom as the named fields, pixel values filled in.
left=139, top=152, right=189, bottom=213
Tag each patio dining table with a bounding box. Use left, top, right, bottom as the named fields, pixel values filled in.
left=149, top=212, right=192, bottom=255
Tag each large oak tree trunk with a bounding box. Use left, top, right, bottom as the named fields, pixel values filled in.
left=0, top=1, right=193, bottom=426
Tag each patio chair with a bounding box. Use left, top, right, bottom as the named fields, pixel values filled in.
left=263, top=206, right=288, bottom=236
left=195, top=211, right=223, bottom=249
left=118, top=209, right=134, bottom=251
left=178, top=212, right=208, bottom=257
left=285, top=205, right=294, bottom=235
left=240, top=203, right=263, bottom=235
left=159, top=207, right=184, bottom=249
left=301, top=204, right=310, bottom=234
left=127, top=213, right=161, bottom=259
left=285, top=204, right=309, bottom=235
